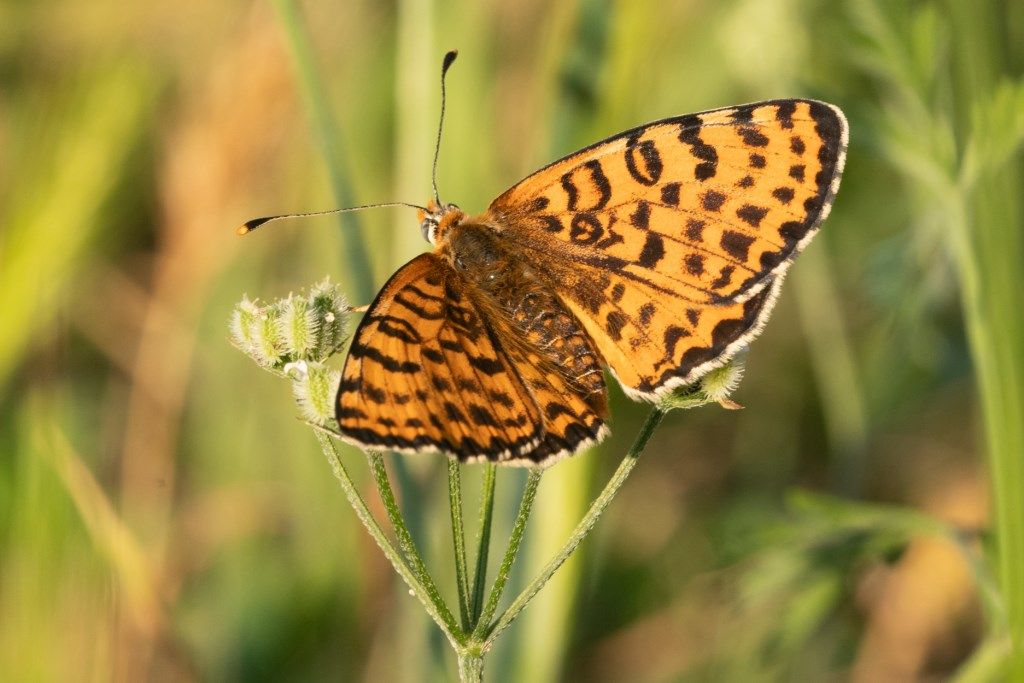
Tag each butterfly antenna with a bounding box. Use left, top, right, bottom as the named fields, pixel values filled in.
left=431, top=50, right=458, bottom=208
left=236, top=202, right=429, bottom=236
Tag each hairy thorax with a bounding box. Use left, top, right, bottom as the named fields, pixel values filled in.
left=443, top=222, right=606, bottom=411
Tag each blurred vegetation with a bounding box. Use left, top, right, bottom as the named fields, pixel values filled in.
left=2, top=0, right=1023, bottom=681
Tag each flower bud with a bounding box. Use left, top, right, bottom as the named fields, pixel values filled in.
left=230, top=278, right=351, bottom=370
left=656, top=360, right=745, bottom=411
left=230, top=296, right=285, bottom=367
left=277, top=294, right=317, bottom=358
left=292, top=361, right=340, bottom=426
left=700, top=361, right=745, bottom=409
left=309, top=278, right=349, bottom=359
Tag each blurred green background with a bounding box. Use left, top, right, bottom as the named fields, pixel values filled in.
left=3, top=0, right=1023, bottom=680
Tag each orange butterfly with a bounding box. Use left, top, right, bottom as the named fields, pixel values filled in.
left=247, top=52, right=848, bottom=466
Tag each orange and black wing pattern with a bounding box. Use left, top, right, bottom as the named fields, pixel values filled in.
left=335, top=253, right=608, bottom=464
left=484, top=99, right=847, bottom=398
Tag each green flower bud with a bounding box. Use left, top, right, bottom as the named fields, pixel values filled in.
left=278, top=294, right=317, bottom=358
left=700, top=361, right=745, bottom=409
left=289, top=360, right=340, bottom=426
left=309, top=278, right=349, bottom=359
left=657, top=360, right=745, bottom=411
left=230, top=278, right=351, bottom=370
left=230, top=297, right=285, bottom=367
left=229, top=296, right=261, bottom=355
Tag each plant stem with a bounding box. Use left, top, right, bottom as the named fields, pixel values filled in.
left=448, top=458, right=472, bottom=630
left=469, top=463, right=497, bottom=625
left=482, top=408, right=666, bottom=649
left=472, top=468, right=542, bottom=640
left=365, top=451, right=461, bottom=640
left=457, top=648, right=484, bottom=683
left=313, top=432, right=459, bottom=644
left=945, top=1, right=1024, bottom=672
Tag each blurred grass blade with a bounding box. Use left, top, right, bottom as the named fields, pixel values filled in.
left=0, top=64, right=155, bottom=389
left=270, top=0, right=375, bottom=303
left=39, top=417, right=164, bottom=636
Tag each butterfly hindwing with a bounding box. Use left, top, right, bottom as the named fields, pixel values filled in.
left=485, top=99, right=847, bottom=398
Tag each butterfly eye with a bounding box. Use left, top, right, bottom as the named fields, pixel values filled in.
left=420, top=217, right=438, bottom=244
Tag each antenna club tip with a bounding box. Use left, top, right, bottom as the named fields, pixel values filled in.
left=236, top=224, right=252, bottom=236
left=442, top=50, right=458, bottom=71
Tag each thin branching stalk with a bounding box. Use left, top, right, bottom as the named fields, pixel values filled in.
left=448, top=459, right=472, bottom=630
left=366, top=451, right=461, bottom=639
left=472, top=468, right=543, bottom=641
left=313, top=432, right=459, bottom=644
left=469, top=463, right=497, bottom=626
left=482, top=408, right=667, bottom=649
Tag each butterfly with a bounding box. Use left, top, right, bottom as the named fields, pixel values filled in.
left=248, top=53, right=848, bottom=467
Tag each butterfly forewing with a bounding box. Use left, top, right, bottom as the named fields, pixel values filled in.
left=485, top=99, right=847, bottom=399
left=336, top=252, right=609, bottom=464
left=337, top=253, right=546, bottom=461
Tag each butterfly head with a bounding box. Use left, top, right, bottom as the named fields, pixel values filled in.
left=418, top=199, right=464, bottom=245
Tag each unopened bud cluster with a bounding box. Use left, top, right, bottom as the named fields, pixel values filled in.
left=230, top=278, right=348, bottom=426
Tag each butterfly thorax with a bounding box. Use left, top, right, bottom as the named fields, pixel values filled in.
left=442, top=222, right=607, bottom=415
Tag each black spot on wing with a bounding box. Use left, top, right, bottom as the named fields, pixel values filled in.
left=561, top=172, right=579, bottom=211
left=776, top=101, right=796, bottom=129
left=772, top=187, right=795, bottom=204
left=606, top=311, right=628, bottom=341
left=637, top=231, right=665, bottom=268
left=686, top=219, right=705, bottom=242
left=630, top=200, right=650, bottom=229
left=720, top=231, right=755, bottom=261
left=677, top=115, right=718, bottom=181
left=739, top=126, right=770, bottom=147
left=639, top=303, right=656, bottom=327
left=701, top=190, right=726, bottom=212
left=583, top=159, right=612, bottom=210
left=624, top=134, right=663, bottom=185
left=736, top=204, right=769, bottom=228
left=661, top=182, right=681, bottom=206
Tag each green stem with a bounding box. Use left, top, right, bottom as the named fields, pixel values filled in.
left=270, top=0, right=375, bottom=303
left=469, top=463, right=498, bottom=626
left=457, top=648, right=484, bottom=683
left=945, top=2, right=1024, bottom=672
left=313, top=432, right=458, bottom=644
left=366, top=451, right=461, bottom=640
left=472, top=468, right=542, bottom=640
left=448, top=458, right=472, bottom=630
left=482, top=408, right=666, bottom=649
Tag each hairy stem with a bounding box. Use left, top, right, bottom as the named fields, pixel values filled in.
left=314, top=432, right=459, bottom=643
left=469, top=463, right=498, bottom=626
left=366, top=451, right=461, bottom=640
left=482, top=408, right=666, bottom=648
left=448, top=458, right=472, bottom=630
left=472, top=468, right=543, bottom=640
